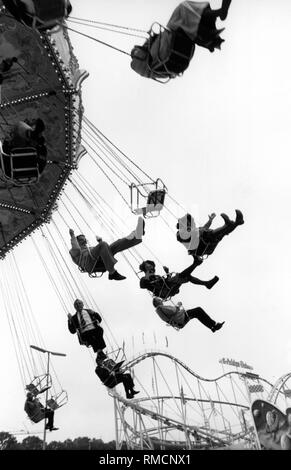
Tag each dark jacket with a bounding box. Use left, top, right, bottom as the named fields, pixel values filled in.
left=95, top=366, right=119, bottom=389
left=68, top=309, right=102, bottom=345
left=140, top=275, right=180, bottom=299
left=24, top=398, right=45, bottom=423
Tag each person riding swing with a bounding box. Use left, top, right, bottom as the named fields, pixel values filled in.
left=69, top=217, right=145, bottom=281
left=139, top=258, right=219, bottom=300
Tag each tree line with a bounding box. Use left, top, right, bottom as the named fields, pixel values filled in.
left=0, top=432, right=116, bottom=450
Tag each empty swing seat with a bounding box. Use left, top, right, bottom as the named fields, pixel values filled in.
left=46, top=398, right=59, bottom=410
left=1, top=147, right=40, bottom=185
left=130, top=179, right=167, bottom=218
left=25, top=374, right=52, bottom=396
left=47, top=390, right=68, bottom=410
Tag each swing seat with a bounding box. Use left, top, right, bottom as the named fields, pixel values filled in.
left=106, top=359, right=125, bottom=371
left=78, top=258, right=106, bottom=278
left=0, top=143, right=40, bottom=185
left=133, top=193, right=166, bottom=216
left=47, top=390, right=68, bottom=410
left=78, top=267, right=105, bottom=278
left=46, top=398, right=59, bottom=410
left=133, top=23, right=195, bottom=83
left=102, top=358, right=121, bottom=371
left=106, top=347, right=126, bottom=365
left=131, top=22, right=194, bottom=83
left=26, top=383, right=50, bottom=396
left=88, top=271, right=105, bottom=279
left=130, top=179, right=167, bottom=218
left=25, top=374, right=52, bottom=396
left=29, top=411, right=45, bottom=423
left=2, top=0, right=70, bottom=30
left=145, top=189, right=166, bottom=214
left=149, top=27, right=195, bottom=81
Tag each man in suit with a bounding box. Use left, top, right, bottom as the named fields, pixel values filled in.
left=68, top=299, right=106, bottom=355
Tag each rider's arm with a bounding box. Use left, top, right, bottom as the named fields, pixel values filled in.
left=202, top=213, right=216, bottom=230
left=69, top=229, right=80, bottom=251
left=69, top=230, right=81, bottom=264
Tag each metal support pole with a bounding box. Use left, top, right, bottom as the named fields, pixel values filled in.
left=42, top=352, right=50, bottom=450
left=113, top=397, right=120, bottom=450
left=30, top=345, right=66, bottom=451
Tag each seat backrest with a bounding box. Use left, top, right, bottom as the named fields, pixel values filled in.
left=102, top=358, right=118, bottom=372
left=147, top=189, right=166, bottom=207
left=47, top=398, right=59, bottom=411
left=12, top=152, right=37, bottom=169
left=10, top=147, right=39, bottom=184
left=146, top=189, right=166, bottom=215
left=164, top=29, right=195, bottom=74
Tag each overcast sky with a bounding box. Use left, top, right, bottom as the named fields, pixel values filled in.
left=1, top=0, right=291, bottom=444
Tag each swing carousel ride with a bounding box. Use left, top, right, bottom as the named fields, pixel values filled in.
left=0, top=0, right=290, bottom=451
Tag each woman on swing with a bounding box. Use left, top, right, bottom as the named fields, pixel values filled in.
left=153, top=297, right=225, bottom=332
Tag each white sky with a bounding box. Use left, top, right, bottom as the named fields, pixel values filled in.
left=1, top=0, right=291, bottom=444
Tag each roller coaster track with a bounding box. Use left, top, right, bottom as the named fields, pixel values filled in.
left=111, top=351, right=273, bottom=448
left=110, top=389, right=229, bottom=446
left=134, top=395, right=249, bottom=410
left=123, top=351, right=274, bottom=388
